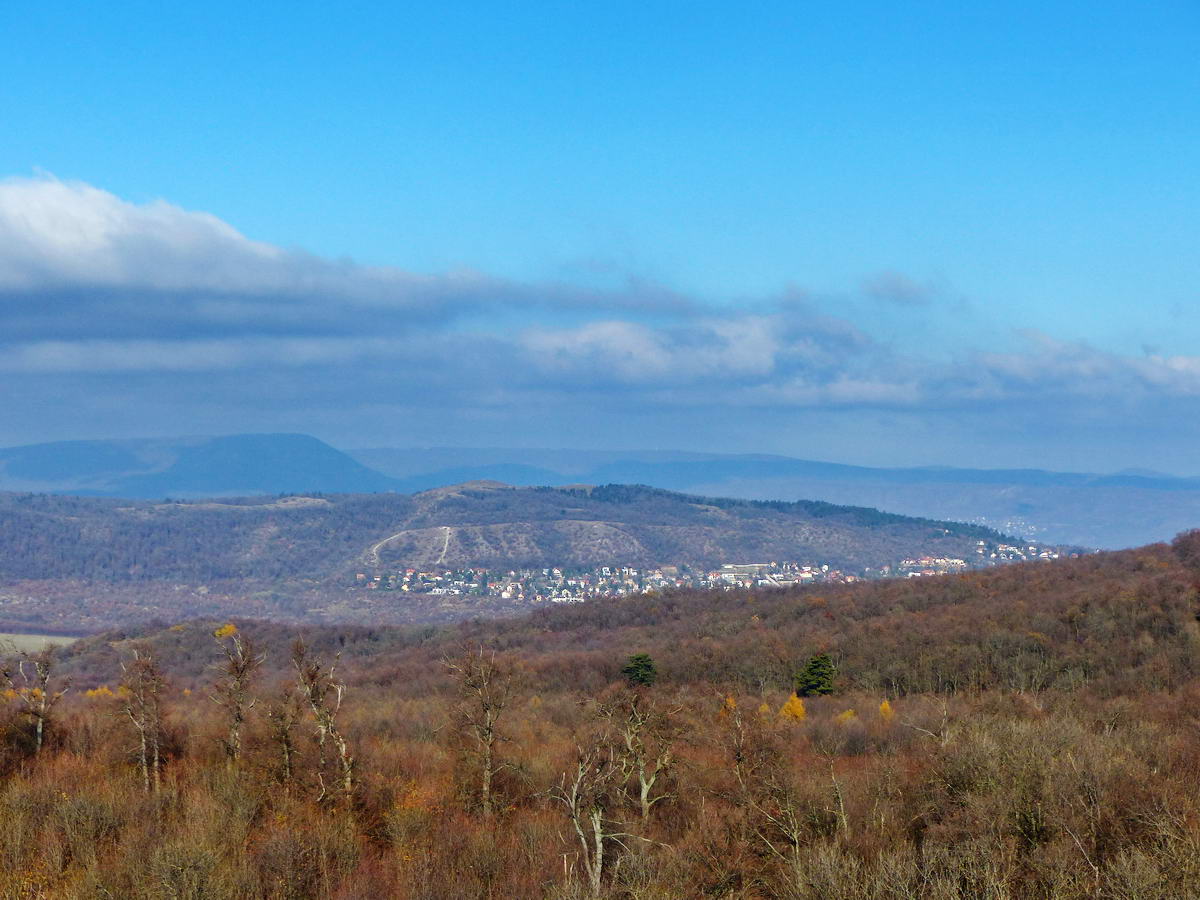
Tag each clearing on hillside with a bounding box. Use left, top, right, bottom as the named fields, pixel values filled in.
left=0, top=632, right=80, bottom=653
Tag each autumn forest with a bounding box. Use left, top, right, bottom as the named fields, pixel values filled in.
left=4, top=535, right=1200, bottom=899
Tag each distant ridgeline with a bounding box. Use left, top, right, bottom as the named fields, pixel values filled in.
left=2, top=433, right=1197, bottom=547
left=565, top=483, right=1003, bottom=534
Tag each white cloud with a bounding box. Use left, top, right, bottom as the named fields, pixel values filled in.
left=520, top=316, right=785, bottom=384
left=964, top=331, right=1200, bottom=399
left=0, top=176, right=284, bottom=292
left=0, top=175, right=690, bottom=320
left=4, top=174, right=1200, bottom=444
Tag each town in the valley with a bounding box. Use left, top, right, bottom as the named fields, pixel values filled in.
left=354, top=540, right=1065, bottom=605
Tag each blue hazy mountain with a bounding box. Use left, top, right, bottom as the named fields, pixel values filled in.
left=3, top=435, right=1200, bottom=548
left=0, top=434, right=400, bottom=497
left=350, top=447, right=1200, bottom=550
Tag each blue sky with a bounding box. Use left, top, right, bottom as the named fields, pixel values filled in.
left=1, top=2, right=1198, bottom=472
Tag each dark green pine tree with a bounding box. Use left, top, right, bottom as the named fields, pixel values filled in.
left=621, top=653, right=658, bottom=687
left=795, top=653, right=835, bottom=697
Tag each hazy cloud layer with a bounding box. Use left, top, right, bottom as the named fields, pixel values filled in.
left=3, top=175, right=1198, bottom=468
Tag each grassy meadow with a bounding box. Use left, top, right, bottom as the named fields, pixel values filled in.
left=0, top=632, right=79, bottom=653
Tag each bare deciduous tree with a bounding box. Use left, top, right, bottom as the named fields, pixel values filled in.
left=552, top=742, right=631, bottom=899
left=720, top=695, right=825, bottom=884
left=597, top=689, right=679, bottom=824
left=444, top=644, right=513, bottom=817
left=209, top=624, right=264, bottom=767
left=121, top=645, right=167, bottom=793
left=264, top=685, right=301, bottom=792
left=901, top=697, right=953, bottom=747
left=292, top=638, right=354, bottom=803
left=2, top=646, right=70, bottom=755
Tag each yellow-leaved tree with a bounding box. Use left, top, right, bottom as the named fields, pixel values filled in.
left=879, top=699, right=895, bottom=722
left=719, top=695, right=737, bottom=718
left=778, top=694, right=807, bottom=722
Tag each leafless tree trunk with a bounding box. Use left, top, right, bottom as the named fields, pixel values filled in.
left=121, top=646, right=166, bottom=793
left=3, top=647, right=70, bottom=755
left=552, top=744, right=629, bottom=899
left=292, top=639, right=354, bottom=803
left=902, top=697, right=953, bottom=747
left=597, top=689, right=679, bottom=824
left=265, top=686, right=301, bottom=792
left=444, top=644, right=513, bottom=818
left=209, top=625, right=264, bottom=767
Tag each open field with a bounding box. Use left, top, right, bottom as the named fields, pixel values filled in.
left=0, top=631, right=79, bottom=652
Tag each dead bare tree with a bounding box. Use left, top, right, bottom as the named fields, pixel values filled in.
left=121, top=646, right=167, bottom=793
left=901, top=697, right=953, bottom=747
left=209, top=624, right=264, bottom=767
left=597, top=689, right=679, bottom=824
left=444, top=644, right=513, bottom=817
left=2, top=646, right=70, bottom=755
left=264, top=685, right=301, bottom=792
left=551, top=742, right=637, bottom=899
left=292, top=639, right=354, bottom=803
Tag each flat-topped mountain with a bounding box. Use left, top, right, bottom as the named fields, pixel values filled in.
left=0, top=482, right=1019, bottom=632
left=0, top=433, right=399, bottom=497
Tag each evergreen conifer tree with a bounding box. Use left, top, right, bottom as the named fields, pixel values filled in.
left=795, top=653, right=835, bottom=697
left=621, top=653, right=658, bottom=687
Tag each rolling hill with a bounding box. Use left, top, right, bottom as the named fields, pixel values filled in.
left=0, top=482, right=1018, bottom=633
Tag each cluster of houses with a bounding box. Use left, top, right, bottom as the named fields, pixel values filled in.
left=988, top=542, right=1062, bottom=562
left=351, top=540, right=1072, bottom=603
left=890, top=542, right=1062, bottom=578
left=355, top=560, right=880, bottom=604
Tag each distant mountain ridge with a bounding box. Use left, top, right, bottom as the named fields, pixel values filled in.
left=351, top=446, right=1200, bottom=549
left=0, top=434, right=400, bottom=497
left=3, top=433, right=1199, bottom=547
left=352, top=446, right=1200, bottom=492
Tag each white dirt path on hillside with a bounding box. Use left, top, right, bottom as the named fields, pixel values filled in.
left=363, top=525, right=453, bottom=568
left=435, top=526, right=452, bottom=565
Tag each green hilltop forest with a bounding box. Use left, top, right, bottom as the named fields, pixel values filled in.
left=2, top=533, right=1199, bottom=898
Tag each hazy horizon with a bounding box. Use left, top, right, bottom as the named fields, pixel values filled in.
left=1, top=431, right=1196, bottom=481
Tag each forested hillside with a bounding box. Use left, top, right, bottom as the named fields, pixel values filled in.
left=56, top=538, right=1199, bottom=698
left=1, top=536, right=1199, bottom=898
left=0, top=483, right=1021, bottom=632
